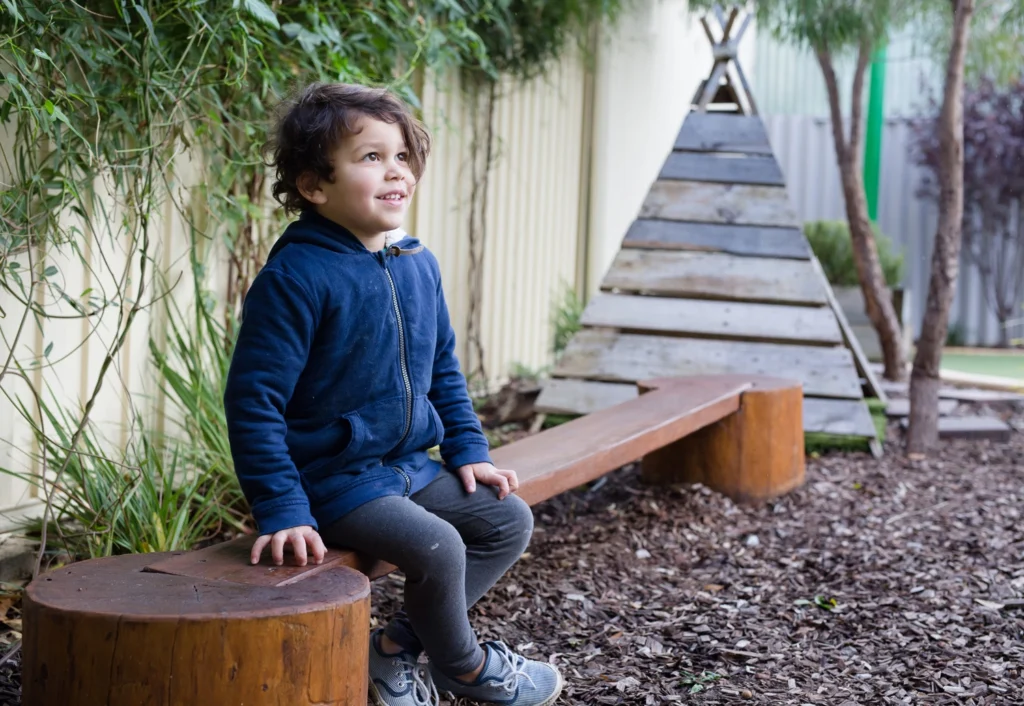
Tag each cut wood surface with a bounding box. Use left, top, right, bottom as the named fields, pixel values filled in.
left=623, top=219, right=812, bottom=260
left=536, top=377, right=877, bottom=437
left=659, top=152, right=784, bottom=186
left=601, top=249, right=826, bottom=305
left=581, top=293, right=843, bottom=345
left=551, top=329, right=862, bottom=399
left=640, top=181, right=799, bottom=228
left=145, top=535, right=397, bottom=585
left=674, top=113, right=773, bottom=154
left=22, top=553, right=371, bottom=706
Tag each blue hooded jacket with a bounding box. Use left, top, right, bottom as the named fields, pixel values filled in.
left=223, top=210, right=492, bottom=535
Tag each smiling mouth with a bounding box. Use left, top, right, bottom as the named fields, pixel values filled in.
left=378, top=193, right=406, bottom=203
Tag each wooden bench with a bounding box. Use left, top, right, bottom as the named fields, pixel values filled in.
left=21, top=374, right=804, bottom=706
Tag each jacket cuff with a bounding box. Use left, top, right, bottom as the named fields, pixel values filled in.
left=444, top=442, right=493, bottom=471
left=253, top=502, right=318, bottom=535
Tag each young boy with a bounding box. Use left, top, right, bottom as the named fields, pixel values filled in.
left=223, top=82, right=563, bottom=706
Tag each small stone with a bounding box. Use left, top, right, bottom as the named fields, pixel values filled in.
left=745, top=535, right=760, bottom=547
left=741, top=689, right=754, bottom=699
left=635, top=548, right=651, bottom=559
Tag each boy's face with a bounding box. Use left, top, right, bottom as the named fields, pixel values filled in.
left=301, top=116, right=415, bottom=245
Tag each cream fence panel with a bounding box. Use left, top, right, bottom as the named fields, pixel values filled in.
left=411, top=57, right=589, bottom=385
left=0, top=59, right=590, bottom=520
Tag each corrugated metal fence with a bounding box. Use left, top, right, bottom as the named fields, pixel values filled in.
left=763, top=114, right=1015, bottom=347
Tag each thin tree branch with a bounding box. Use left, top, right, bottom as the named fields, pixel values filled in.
left=849, top=36, right=873, bottom=162
left=815, top=44, right=849, bottom=165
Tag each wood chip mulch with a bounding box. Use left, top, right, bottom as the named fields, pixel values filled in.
left=371, top=418, right=1024, bottom=705
left=1, top=412, right=1021, bottom=705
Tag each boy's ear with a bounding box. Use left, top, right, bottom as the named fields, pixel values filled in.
left=296, top=171, right=327, bottom=205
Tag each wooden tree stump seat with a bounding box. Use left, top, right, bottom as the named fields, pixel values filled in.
left=22, top=374, right=804, bottom=705
left=21, top=553, right=370, bottom=706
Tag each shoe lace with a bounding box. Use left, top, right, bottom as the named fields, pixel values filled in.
left=391, top=654, right=439, bottom=706
left=488, top=642, right=537, bottom=693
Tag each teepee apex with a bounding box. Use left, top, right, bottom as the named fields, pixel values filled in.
left=692, top=5, right=758, bottom=116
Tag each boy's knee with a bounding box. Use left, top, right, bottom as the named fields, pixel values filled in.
left=503, top=494, right=534, bottom=548
left=416, top=523, right=467, bottom=577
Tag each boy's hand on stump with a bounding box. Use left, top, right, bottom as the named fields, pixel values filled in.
left=457, top=462, right=519, bottom=500
left=250, top=525, right=327, bottom=567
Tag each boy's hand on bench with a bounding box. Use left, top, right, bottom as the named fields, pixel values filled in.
left=250, top=525, right=327, bottom=567
left=456, top=462, right=520, bottom=500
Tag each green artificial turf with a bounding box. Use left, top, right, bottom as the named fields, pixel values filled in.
left=941, top=351, right=1024, bottom=381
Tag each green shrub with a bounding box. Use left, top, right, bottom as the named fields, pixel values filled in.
left=804, top=220, right=905, bottom=288
left=551, top=283, right=585, bottom=357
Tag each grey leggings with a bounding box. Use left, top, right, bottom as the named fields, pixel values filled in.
left=321, top=470, right=534, bottom=677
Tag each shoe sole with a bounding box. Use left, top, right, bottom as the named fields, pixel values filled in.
left=369, top=681, right=387, bottom=706
left=440, top=668, right=565, bottom=706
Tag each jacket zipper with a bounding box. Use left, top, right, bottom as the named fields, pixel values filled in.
left=382, top=251, right=414, bottom=496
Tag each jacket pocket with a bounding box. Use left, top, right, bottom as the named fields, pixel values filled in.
left=339, top=395, right=407, bottom=464
left=428, top=399, right=445, bottom=448
left=297, top=415, right=360, bottom=477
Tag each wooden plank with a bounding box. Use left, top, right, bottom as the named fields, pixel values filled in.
left=674, top=113, right=773, bottom=154
left=623, top=219, right=812, bottom=260
left=659, top=152, right=784, bottom=186
left=535, top=377, right=637, bottom=415
left=493, top=379, right=749, bottom=506
left=601, top=249, right=826, bottom=305
left=552, top=329, right=863, bottom=399
left=940, top=387, right=1024, bottom=403
left=802, top=398, right=877, bottom=437
left=898, top=416, right=1012, bottom=442
left=640, top=181, right=799, bottom=228
left=810, top=256, right=888, bottom=405
left=885, top=398, right=958, bottom=417
left=536, top=377, right=878, bottom=437
left=581, top=293, right=843, bottom=345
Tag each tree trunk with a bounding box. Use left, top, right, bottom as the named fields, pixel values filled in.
left=907, top=0, right=975, bottom=455
left=816, top=43, right=908, bottom=381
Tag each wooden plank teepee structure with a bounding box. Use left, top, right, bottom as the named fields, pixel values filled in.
left=536, top=6, right=882, bottom=445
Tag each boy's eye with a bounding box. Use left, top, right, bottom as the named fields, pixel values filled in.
left=397, top=152, right=408, bottom=162
left=362, top=152, right=379, bottom=161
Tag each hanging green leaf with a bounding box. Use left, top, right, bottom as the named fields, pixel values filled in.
left=241, top=0, right=280, bottom=30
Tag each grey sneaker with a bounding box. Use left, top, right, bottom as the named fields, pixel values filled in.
left=368, top=628, right=439, bottom=706
left=430, top=641, right=564, bottom=706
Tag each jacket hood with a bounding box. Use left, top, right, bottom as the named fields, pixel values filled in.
left=266, top=210, right=420, bottom=263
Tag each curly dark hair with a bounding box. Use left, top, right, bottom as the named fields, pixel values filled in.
left=265, top=82, right=431, bottom=214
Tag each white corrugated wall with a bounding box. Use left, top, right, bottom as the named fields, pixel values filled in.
left=409, top=57, right=589, bottom=384
left=764, top=114, right=1012, bottom=346
left=751, top=26, right=943, bottom=118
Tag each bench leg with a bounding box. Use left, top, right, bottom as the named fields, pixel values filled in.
left=641, top=379, right=805, bottom=502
